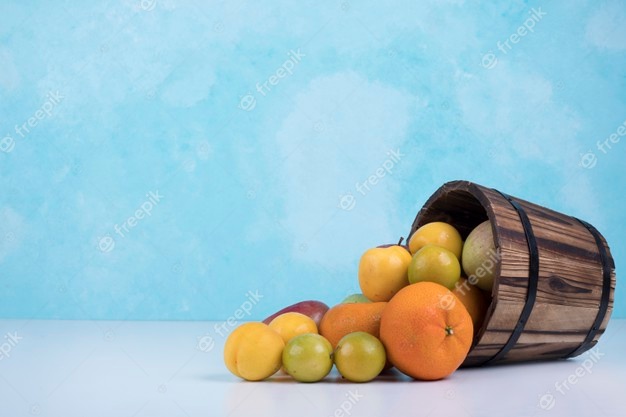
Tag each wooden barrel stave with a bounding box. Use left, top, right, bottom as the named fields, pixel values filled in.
left=410, top=180, right=616, bottom=366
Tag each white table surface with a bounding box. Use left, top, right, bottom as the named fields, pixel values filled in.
left=1, top=318, right=624, bottom=417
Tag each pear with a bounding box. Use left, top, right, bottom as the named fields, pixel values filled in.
left=461, top=220, right=497, bottom=292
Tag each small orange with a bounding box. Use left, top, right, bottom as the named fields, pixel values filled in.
left=380, top=282, right=473, bottom=380
left=319, top=302, right=387, bottom=348
left=452, top=278, right=490, bottom=333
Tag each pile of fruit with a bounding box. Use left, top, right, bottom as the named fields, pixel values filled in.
left=224, top=220, right=497, bottom=382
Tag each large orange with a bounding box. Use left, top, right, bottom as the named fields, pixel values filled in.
left=319, top=302, right=387, bottom=348
left=380, top=282, right=473, bottom=380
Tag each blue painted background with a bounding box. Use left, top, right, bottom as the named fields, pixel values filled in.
left=1, top=0, right=624, bottom=321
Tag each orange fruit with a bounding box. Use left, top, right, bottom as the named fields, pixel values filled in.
left=319, top=302, right=387, bottom=348
left=452, top=278, right=490, bottom=332
left=408, top=222, right=463, bottom=259
left=380, top=282, right=473, bottom=380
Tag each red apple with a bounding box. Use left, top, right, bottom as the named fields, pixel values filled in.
left=262, top=300, right=329, bottom=328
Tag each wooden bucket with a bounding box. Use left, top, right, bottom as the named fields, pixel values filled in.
left=409, top=180, right=616, bottom=366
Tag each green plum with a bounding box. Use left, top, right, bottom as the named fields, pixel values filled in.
left=334, top=332, right=386, bottom=382
left=282, top=334, right=333, bottom=382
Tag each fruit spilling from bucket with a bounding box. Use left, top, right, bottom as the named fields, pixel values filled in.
left=223, top=220, right=497, bottom=382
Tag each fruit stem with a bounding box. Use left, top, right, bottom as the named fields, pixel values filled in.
left=445, top=326, right=454, bottom=336
left=397, top=236, right=404, bottom=246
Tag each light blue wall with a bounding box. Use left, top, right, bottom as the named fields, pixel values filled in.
left=1, top=1, right=624, bottom=321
